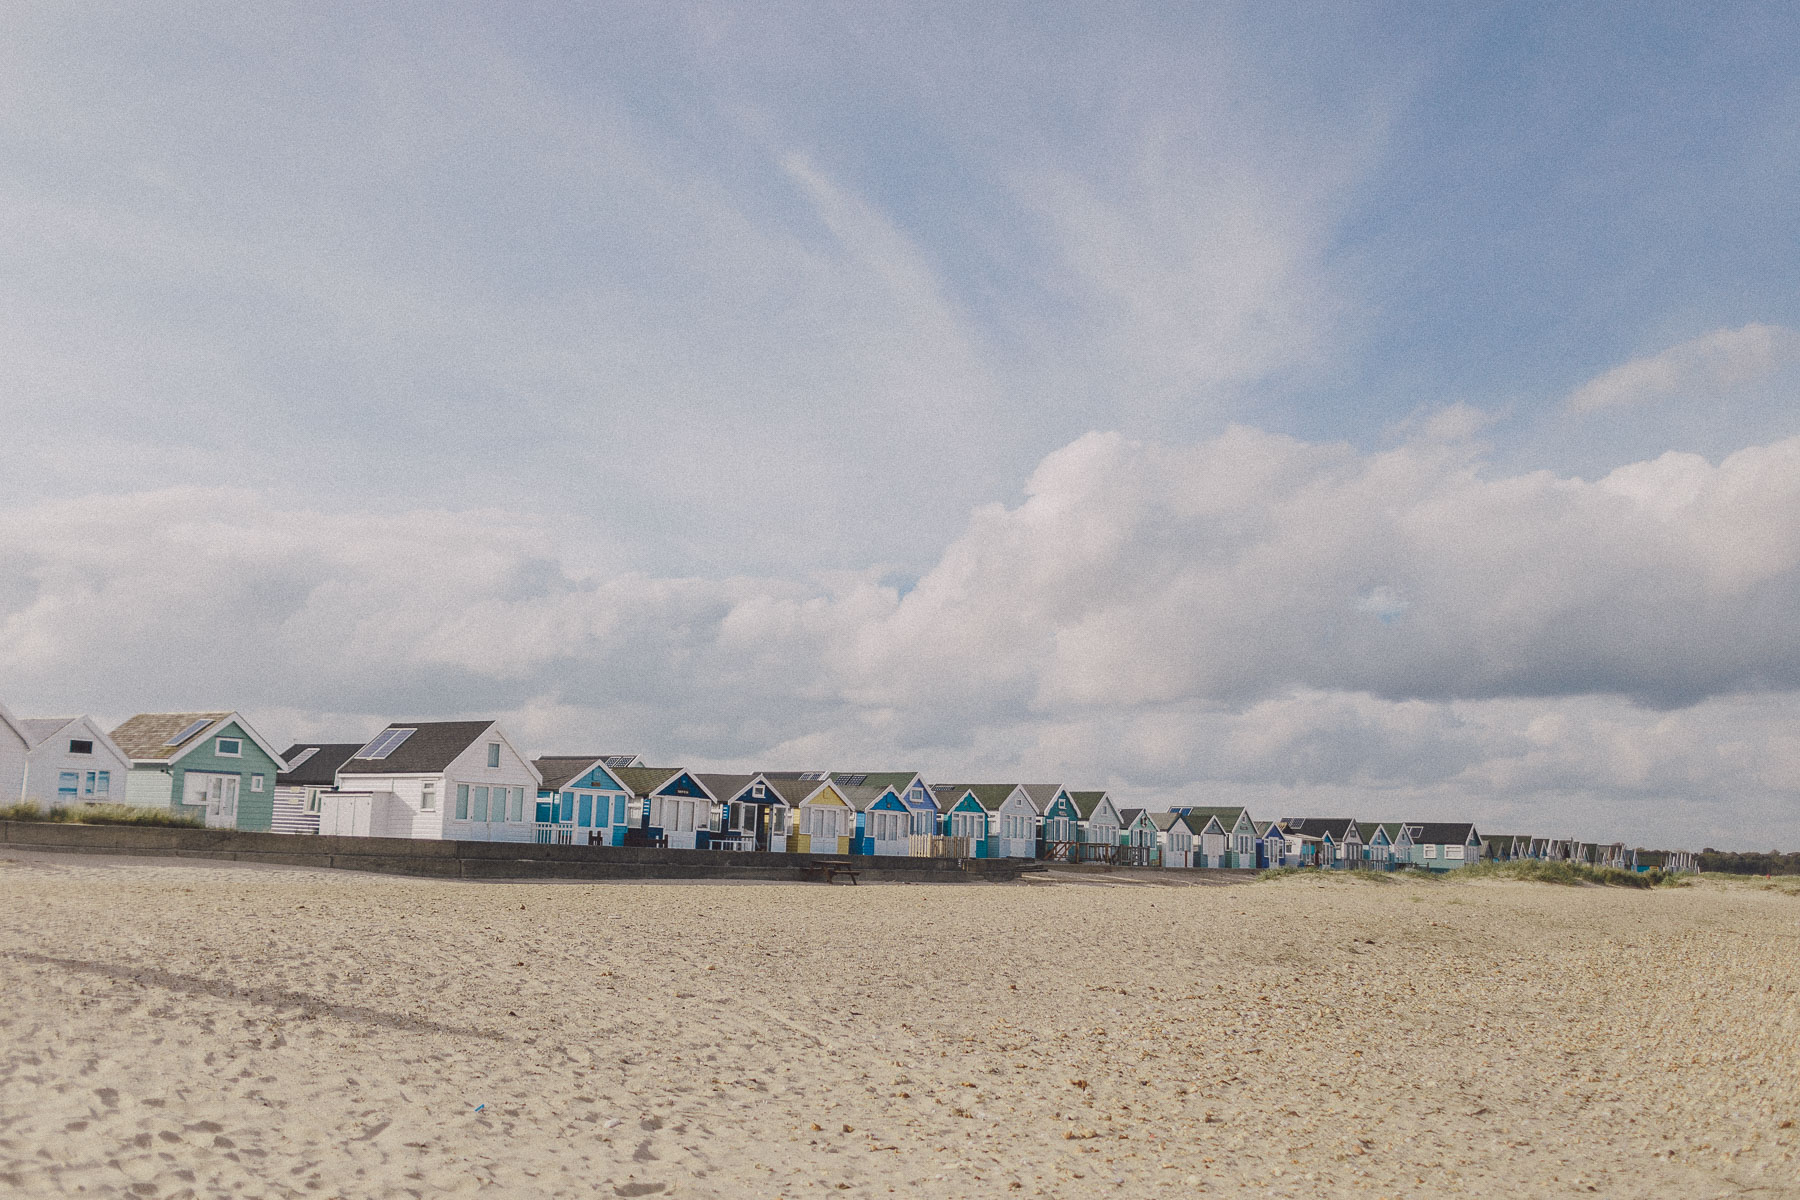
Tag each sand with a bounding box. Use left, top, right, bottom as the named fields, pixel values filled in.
left=0, top=855, right=1796, bottom=1199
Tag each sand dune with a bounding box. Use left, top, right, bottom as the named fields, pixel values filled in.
left=0, top=853, right=1795, bottom=1197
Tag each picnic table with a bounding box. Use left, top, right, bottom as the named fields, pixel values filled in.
left=808, top=859, right=860, bottom=885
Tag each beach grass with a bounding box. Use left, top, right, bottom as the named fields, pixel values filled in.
left=1453, top=859, right=1683, bottom=888
left=0, top=802, right=203, bottom=828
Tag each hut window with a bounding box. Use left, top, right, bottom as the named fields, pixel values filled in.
left=487, top=744, right=501, bottom=768
left=215, top=738, right=242, bottom=758
left=578, top=794, right=593, bottom=827
left=473, top=786, right=489, bottom=821
left=69, top=739, right=93, bottom=755
left=510, top=788, right=524, bottom=821
left=455, top=784, right=470, bottom=819
left=250, top=773, right=264, bottom=792
left=421, top=782, right=437, bottom=811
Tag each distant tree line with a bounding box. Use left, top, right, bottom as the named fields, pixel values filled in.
left=1697, top=849, right=1800, bottom=875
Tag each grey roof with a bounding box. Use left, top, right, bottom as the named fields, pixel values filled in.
left=276, top=743, right=364, bottom=788
left=1410, top=822, right=1480, bottom=846
left=338, top=721, right=496, bottom=775
left=1018, top=784, right=1064, bottom=812
left=829, top=771, right=922, bottom=792
left=1283, top=817, right=1360, bottom=840
left=762, top=776, right=844, bottom=806
left=1118, top=807, right=1149, bottom=826
left=694, top=773, right=759, bottom=802
left=1150, top=811, right=1195, bottom=833
left=21, top=718, right=73, bottom=745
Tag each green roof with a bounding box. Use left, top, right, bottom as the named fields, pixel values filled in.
left=1069, top=790, right=1111, bottom=819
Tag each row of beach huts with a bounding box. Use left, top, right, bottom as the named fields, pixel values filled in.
left=0, top=703, right=1697, bottom=873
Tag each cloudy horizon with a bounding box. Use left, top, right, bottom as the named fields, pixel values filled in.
left=4, top=3, right=1798, bottom=848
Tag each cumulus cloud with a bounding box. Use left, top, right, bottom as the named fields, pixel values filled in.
left=1566, top=323, right=1800, bottom=413
left=3, top=426, right=1799, bottom=846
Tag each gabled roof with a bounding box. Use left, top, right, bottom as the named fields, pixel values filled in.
left=1283, top=817, right=1359, bottom=840
left=277, top=743, right=364, bottom=787
left=0, top=698, right=29, bottom=748
left=763, top=776, right=843, bottom=806
left=1152, top=811, right=1204, bottom=834
left=1019, top=784, right=1066, bottom=813
left=838, top=783, right=903, bottom=813
left=829, top=771, right=923, bottom=793
left=1188, top=813, right=1228, bottom=836
left=1254, top=820, right=1278, bottom=837
left=109, top=712, right=234, bottom=762
left=1183, top=805, right=1252, bottom=829
left=936, top=784, right=1018, bottom=812
left=612, top=766, right=710, bottom=799
left=692, top=773, right=758, bottom=803
left=337, top=721, right=499, bottom=775
left=1356, top=822, right=1390, bottom=844
left=21, top=717, right=75, bottom=745
left=1118, top=807, right=1152, bottom=827
left=930, top=784, right=977, bottom=810
left=535, top=756, right=632, bottom=793
left=1068, top=790, right=1114, bottom=820
left=109, top=712, right=288, bottom=769
left=1408, top=822, right=1480, bottom=846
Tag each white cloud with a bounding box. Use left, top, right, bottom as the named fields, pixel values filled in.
left=3, top=426, right=1799, bottom=847
left=1566, top=323, right=1800, bottom=413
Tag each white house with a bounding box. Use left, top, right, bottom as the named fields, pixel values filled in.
left=326, top=720, right=542, bottom=841
left=18, top=715, right=133, bottom=809
left=0, top=700, right=29, bottom=807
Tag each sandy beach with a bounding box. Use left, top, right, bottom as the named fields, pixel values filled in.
left=1, top=856, right=1795, bottom=1198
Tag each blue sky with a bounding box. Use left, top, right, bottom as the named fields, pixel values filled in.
left=3, top=2, right=1798, bottom=846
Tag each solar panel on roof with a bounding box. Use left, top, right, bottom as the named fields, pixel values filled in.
left=355, top=727, right=416, bottom=760
left=602, top=755, right=637, bottom=768
left=163, top=718, right=213, bottom=747
left=285, top=747, right=319, bottom=770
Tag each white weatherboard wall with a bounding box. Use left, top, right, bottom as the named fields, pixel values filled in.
left=994, top=788, right=1040, bottom=859
left=336, top=727, right=539, bottom=843
left=124, top=766, right=174, bottom=808
left=23, top=717, right=131, bottom=808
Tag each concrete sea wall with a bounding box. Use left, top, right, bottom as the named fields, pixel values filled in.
left=0, top=820, right=1039, bottom=883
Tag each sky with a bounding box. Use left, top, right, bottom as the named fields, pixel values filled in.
left=3, top=1, right=1798, bottom=849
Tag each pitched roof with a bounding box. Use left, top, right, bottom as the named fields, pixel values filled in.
left=694, top=773, right=759, bottom=802
left=1356, top=821, right=1388, bottom=843
left=612, top=766, right=686, bottom=797
left=0, top=700, right=29, bottom=750
left=1118, top=807, right=1150, bottom=826
left=1019, top=784, right=1064, bottom=812
left=109, top=712, right=234, bottom=762
left=1068, top=790, right=1112, bottom=819
left=1151, top=811, right=1199, bottom=833
left=837, top=783, right=902, bottom=812
left=762, top=776, right=833, bottom=806
left=1254, top=820, right=1278, bottom=837
left=1283, top=817, right=1359, bottom=840
left=338, top=721, right=497, bottom=775
left=276, top=743, right=364, bottom=787
left=1410, top=822, right=1480, bottom=846
left=20, top=717, right=75, bottom=746
left=829, top=771, right=921, bottom=792
left=930, top=784, right=975, bottom=809
left=962, top=784, right=1020, bottom=810
left=1182, top=805, right=1251, bottom=828
left=534, top=756, right=633, bottom=793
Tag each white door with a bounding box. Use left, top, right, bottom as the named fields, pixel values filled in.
left=184, top=772, right=239, bottom=828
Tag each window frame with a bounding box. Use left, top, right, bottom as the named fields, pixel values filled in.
left=68, top=739, right=93, bottom=755
left=486, top=743, right=501, bottom=768
left=215, top=737, right=243, bottom=758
